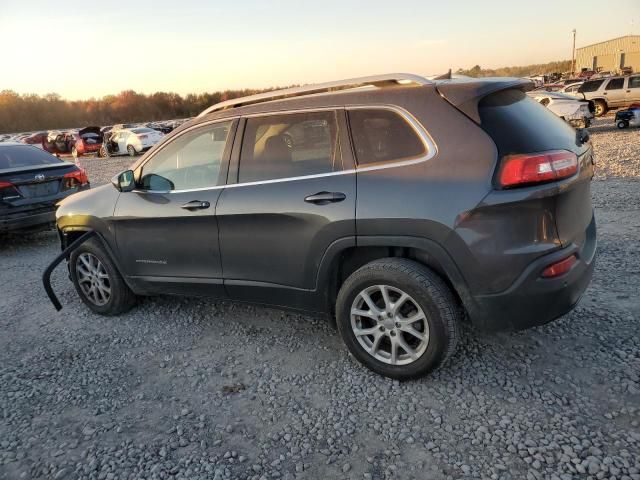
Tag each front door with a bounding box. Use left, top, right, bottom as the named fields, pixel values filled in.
left=113, top=119, right=237, bottom=296
left=217, top=110, right=356, bottom=309
left=603, top=77, right=626, bottom=107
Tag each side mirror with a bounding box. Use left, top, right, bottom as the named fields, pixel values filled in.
left=111, top=170, right=136, bottom=192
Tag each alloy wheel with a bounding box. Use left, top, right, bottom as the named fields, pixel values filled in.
left=76, top=253, right=111, bottom=306
left=350, top=285, right=429, bottom=365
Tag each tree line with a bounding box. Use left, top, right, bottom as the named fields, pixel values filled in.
left=1, top=60, right=573, bottom=134
left=0, top=88, right=280, bottom=134
left=456, top=60, right=572, bottom=78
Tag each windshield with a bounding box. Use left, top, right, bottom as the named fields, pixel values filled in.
left=132, top=128, right=155, bottom=134
left=0, top=145, right=62, bottom=169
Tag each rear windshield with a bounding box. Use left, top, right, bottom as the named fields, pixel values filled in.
left=478, top=89, right=581, bottom=156
left=0, top=145, right=62, bottom=169
left=579, top=80, right=604, bottom=93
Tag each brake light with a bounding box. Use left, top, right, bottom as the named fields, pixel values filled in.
left=498, top=150, right=578, bottom=188
left=0, top=181, right=14, bottom=189
left=541, top=254, right=577, bottom=278
left=63, top=168, right=89, bottom=187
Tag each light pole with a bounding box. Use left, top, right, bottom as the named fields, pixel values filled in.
left=571, top=29, right=576, bottom=76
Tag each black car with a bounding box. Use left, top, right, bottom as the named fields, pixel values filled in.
left=44, top=74, right=596, bottom=379
left=0, top=143, right=90, bottom=233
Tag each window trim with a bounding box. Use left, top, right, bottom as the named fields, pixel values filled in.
left=131, top=105, right=437, bottom=193
left=346, top=105, right=437, bottom=170
left=133, top=117, right=238, bottom=194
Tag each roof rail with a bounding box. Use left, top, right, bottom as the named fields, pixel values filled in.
left=197, top=73, right=431, bottom=117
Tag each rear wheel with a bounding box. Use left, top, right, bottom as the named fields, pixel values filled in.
left=617, top=120, right=629, bottom=129
left=336, top=258, right=460, bottom=380
left=127, top=145, right=137, bottom=157
left=70, top=238, right=136, bottom=315
left=594, top=99, right=608, bottom=117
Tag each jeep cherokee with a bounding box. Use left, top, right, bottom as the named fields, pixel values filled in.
left=44, top=73, right=596, bottom=379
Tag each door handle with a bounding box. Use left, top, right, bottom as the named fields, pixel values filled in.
left=181, top=200, right=210, bottom=210
left=304, top=191, right=346, bottom=205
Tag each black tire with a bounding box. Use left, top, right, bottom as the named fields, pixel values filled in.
left=127, top=145, right=137, bottom=157
left=616, top=120, right=629, bottom=129
left=70, top=238, right=136, bottom=315
left=336, top=258, right=460, bottom=380
left=594, top=99, right=608, bottom=117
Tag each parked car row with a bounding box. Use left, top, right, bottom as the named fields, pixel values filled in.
left=0, top=119, right=192, bottom=158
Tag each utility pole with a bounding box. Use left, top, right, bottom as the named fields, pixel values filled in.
left=571, top=29, right=576, bottom=76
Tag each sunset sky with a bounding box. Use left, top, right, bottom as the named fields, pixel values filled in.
left=1, top=0, right=638, bottom=99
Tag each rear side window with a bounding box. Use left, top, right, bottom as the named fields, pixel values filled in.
left=478, top=89, right=580, bottom=156
left=239, top=111, right=339, bottom=183
left=0, top=145, right=62, bottom=169
left=578, top=80, right=604, bottom=93
left=629, top=76, right=640, bottom=89
left=348, top=109, right=425, bottom=165
left=605, top=78, right=624, bottom=90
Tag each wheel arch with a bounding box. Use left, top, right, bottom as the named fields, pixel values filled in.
left=316, top=236, right=474, bottom=323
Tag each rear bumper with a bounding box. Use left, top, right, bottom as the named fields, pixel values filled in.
left=0, top=207, right=56, bottom=232
left=468, top=214, right=597, bottom=331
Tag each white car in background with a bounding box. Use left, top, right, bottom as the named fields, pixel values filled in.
left=100, top=127, right=164, bottom=157
left=527, top=90, right=594, bottom=128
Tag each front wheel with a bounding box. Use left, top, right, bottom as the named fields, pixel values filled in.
left=594, top=100, right=608, bottom=117
left=70, top=238, right=136, bottom=315
left=336, top=258, right=460, bottom=380
left=617, top=120, right=629, bottom=129
left=127, top=145, right=137, bottom=157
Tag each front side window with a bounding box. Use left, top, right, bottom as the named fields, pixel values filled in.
left=348, top=108, right=426, bottom=166
left=238, top=111, right=339, bottom=183
left=579, top=80, right=604, bottom=93
left=140, top=121, right=233, bottom=191
left=605, top=78, right=624, bottom=90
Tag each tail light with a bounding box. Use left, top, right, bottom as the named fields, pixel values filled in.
left=63, top=168, right=89, bottom=189
left=0, top=180, right=21, bottom=201
left=541, top=254, right=577, bottom=278
left=498, top=150, right=578, bottom=189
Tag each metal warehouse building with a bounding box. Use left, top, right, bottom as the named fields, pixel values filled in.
left=575, top=35, right=640, bottom=73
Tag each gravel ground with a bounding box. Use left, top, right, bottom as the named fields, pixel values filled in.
left=1, top=117, right=638, bottom=480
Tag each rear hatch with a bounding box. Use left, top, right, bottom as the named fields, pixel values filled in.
left=438, top=78, right=594, bottom=249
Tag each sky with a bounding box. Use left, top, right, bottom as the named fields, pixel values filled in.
left=1, top=0, right=639, bottom=100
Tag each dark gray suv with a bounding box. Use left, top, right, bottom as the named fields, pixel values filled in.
left=45, top=74, right=596, bottom=379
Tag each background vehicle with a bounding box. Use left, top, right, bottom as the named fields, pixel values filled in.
left=615, top=104, right=640, bottom=128
left=1, top=143, right=89, bottom=233
left=49, top=74, right=596, bottom=379
left=42, top=130, right=75, bottom=155
left=100, top=127, right=164, bottom=157
left=70, top=126, right=103, bottom=158
left=527, top=90, right=594, bottom=128
left=579, top=75, right=640, bottom=116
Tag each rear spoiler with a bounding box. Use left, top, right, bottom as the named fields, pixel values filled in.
left=435, top=77, right=534, bottom=123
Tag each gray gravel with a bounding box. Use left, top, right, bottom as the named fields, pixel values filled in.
left=1, top=119, right=639, bottom=479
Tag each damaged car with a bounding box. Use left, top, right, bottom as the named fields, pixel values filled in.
left=99, top=127, right=164, bottom=157
left=41, top=127, right=103, bottom=158
left=527, top=91, right=594, bottom=128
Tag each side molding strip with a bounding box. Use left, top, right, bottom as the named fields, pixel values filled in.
left=42, top=230, right=97, bottom=311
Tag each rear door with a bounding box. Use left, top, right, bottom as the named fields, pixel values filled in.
left=626, top=75, right=640, bottom=103
left=112, top=119, right=237, bottom=295
left=216, top=109, right=356, bottom=308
